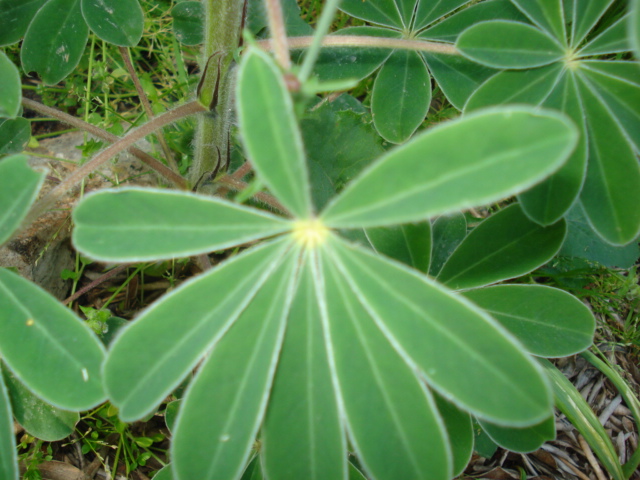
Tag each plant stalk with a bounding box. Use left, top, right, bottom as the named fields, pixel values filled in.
left=259, top=35, right=460, bottom=55
left=191, top=0, right=246, bottom=191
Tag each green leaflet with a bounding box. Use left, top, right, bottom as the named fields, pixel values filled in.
left=0, top=52, right=21, bottom=118
left=0, top=117, right=31, bottom=156
left=576, top=76, right=640, bottom=245
left=72, top=188, right=292, bottom=262
left=429, top=212, right=467, bottom=277
left=171, top=1, right=204, bottom=46
left=437, top=204, right=567, bottom=290
left=81, top=0, right=143, bottom=46
left=539, top=359, right=625, bottom=480
left=479, top=415, right=555, bottom=453
left=419, top=0, right=527, bottom=43
left=0, top=0, right=47, bottom=46
left=21, top=0, right=89, bottom=85
left=365, top=222, right=431, bottom=273
left=631, top=0, right=640, bottom=56
left=172, top=248, right=298, bottom=480
left=578, top=61, right=640, bottom=152
left=301, top=95, right=385, bottom=211
left=569, top=0, right=615, bottom=47
left=338, top=0, right=404, bottom=29
left=262, top=252, right=346, bottom=480
left=462, top=285, right=595, bottom=357
left=236, top=48, right=312, bottom=218
left=560, top=204, right=640, bottom=269
left=0, top=377, right=17, bottom=480
left=371, top=49, right=431, bottom=144
left=511, top=0, right=567, bottom=44
left=413, top=0, right=472, bottom=31
left=433, top=395, right=473, bottom=477
left=422, top=52, right=496, bottom=111
left=2, top=365, right=78, bottom=441
left=579, top=14, right=630, bottom=55
left=518, top=72, right=588, bottom=226
left=0, top=268, right=106, bottom=411
left=457, top=20, right=565, bottom=69
left=103, top=238, right=291, bottom=422
left=328, top=236, right=553, bottom=426
left=0, top=155, right=46, bottom=246
left=320, top=244, right=452, bottom=480
left=464, top=63, right=564, bottom=111
left=322, top=106, right=577, bottom=228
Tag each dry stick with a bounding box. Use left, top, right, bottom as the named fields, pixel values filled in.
left=22, top=98, right=188, bottom=190
left=217, top=174, right=289, bottom=215
left=118, top=46, right=179, bottom=173
left=259, top=35, right=460, bottom=55
left=263, top=0, right=291, bottom=69
left=63, top=264, right=129, bottom=305
left=25, top=100, right=207, bottom=226
left=577, top=435, right=608, bottom=480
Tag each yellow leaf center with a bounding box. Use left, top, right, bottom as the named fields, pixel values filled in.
left=292, top=219, right=329, bottom=248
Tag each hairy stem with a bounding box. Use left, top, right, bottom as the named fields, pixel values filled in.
left=22, top=98, right=188, bottom=189
left=259, top=35, right=459, bottom=55
left=118, top=46, right=179, bottom=173
left=25, top=101, right=206, bottom=226
left=298, top=0, right=341, bottom=82
left=192, top=0, right=246, bottom=190
left=263, top=0, right=291, bottom=69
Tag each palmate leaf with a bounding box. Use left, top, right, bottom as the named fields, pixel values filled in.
left=0, top=154, right=46, bottom=246
left=320, top=246, right=452, bottom=480
left=237, top=48, right=312, bottom=218
left=0, top=268, right=106, bottom=410
left=321, top=106, right=577, bottom=228
left=462, top=285, right=595, bottom=357
left=436, top=203, right=567, bottom=290
left=0, top=377, right=17, bottom=480
left=72, top=188, right=292, bottom=262
left=21, top=0, right=89, bottom=85
left=103, top=238, right=292, bottom=421
left=261, top=252, right=346, bottom=480
left=172, top=250, right=298, bottom=480
left=326, top=236, right=553, bottom=427
left=80, top=0, right=143, bottom=47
